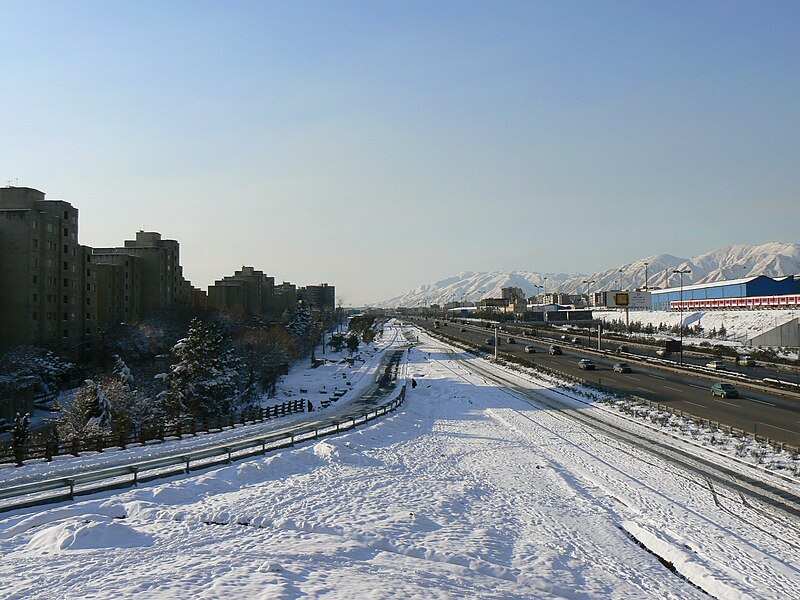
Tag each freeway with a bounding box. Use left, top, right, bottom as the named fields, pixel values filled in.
left=408, top=318, right=800, bottom=448
left=479, top=319, right=800, bottom=386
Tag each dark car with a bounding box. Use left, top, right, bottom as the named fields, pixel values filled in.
left=613, top=362, right=631, bottom=373
left=578, top=359, right=595, bottom=370
left=616, top=345, right=629, bottom=354
left=711, top=382, right=739, bottom=399
left=485, top=338, right=495, bottom=345
left=524, top=345, right=537, bottom=353
left=460, top=328, right=467, bottom=332
left=549, top=345, right=562, bottom=355
left=506, top=337, right=516, bottom=344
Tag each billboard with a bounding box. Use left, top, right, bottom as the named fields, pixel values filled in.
left=606, top=291, right=651, bottom=309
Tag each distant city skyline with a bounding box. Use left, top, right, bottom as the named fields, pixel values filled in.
left=2, top=1, right=798, bottom=305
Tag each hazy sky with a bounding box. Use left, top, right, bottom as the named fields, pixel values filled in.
left=2, top=1, right=798, bottom=305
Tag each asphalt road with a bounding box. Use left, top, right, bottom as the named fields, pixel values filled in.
left=409, top=318, right=800, bottom=448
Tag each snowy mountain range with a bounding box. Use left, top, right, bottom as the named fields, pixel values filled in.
left=378, top=242, right=800, bottom=307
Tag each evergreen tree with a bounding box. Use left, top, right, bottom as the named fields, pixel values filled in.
left=112, top=354, right=134, bottom=384
left=12, top=412, right=30, bottom=466
left=161, top=319, right=242, bottom=421
left=286, top=305, right=312, bottom=338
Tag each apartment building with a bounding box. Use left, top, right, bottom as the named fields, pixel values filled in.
left=274, top=282, right=298, bottom=314
left=0, top=187, right=96, bottom=357
left=94, top=231, right=199, bottom=317
left=298, top=283, right=335, bottom=312
left=208, top=266, right=275, bottom=317
left=92, top=252, right=142, bottom=328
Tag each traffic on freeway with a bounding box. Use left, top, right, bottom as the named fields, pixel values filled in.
left=407, top=317, right=800, bottom=448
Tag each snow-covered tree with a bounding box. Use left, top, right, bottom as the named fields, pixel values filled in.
left=234, top=326, right=296, bottom=399
left=0, top=346, right=76, bottom=396
left=161, top=319, right=243, bottom=421
left=112, top=354, right=134, bottom=384
left=286, top=305, right=312, bottom=338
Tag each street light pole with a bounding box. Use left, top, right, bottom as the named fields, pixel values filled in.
left=673, top=268, right=691, bottom=365
left=583, top=279, right=596, bottom=309
left=643, top=262, right=649, bottom=290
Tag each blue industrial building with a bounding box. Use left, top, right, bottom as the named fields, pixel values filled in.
left=650, top=275, right=800, bottom=311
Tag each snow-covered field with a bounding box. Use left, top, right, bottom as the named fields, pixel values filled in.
left=1, top=323, right=798, bottom=599
left=594, top=307, right=800, bottom=348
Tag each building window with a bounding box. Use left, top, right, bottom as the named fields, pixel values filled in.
left=33, top=238, right=38, bottom=248
left=46, top=223, right=53, bottom=233
left=86, top=298, right=91, bottom=305
left=63, top=330, right=68, bottom=338
left=86, top=268, right=91, bottom=276
left=63, top=313, right=68, bottom=321
left=63, top=227, right=69, bottom=237
left=86, top=284, right=91, bottom=291
left=64, top=210, right=69, bottom=219
left=63, top=244, right=68, bottom=253
left=85, top=313, right=91, bottom=320
left=32, top=275, right=38, bottom=284
left=63, top=278, right=69, bottom=287
left=32, top=293, right=38, bottom=302
left=63, top=261, right=68, bottom=271
left=63, top=295, right=69, bottom=304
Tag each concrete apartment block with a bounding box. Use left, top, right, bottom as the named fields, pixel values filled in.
left=298, top=283, right=335, bottom=312
left=0, top=187, right=96, bottom=357
left=208, top=266, right=275, bottom=317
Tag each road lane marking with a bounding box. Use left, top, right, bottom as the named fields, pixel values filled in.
left=688, top=384, right=706, bottom=390
left=664, top=386, right=682, bottom=392
left=683, top=401, right=704, bottom=408
left=711, top=398, right=738, bottom=407
left=650, top=374, right=666, bottom=380
left=749, top=398, right=776, bottom=407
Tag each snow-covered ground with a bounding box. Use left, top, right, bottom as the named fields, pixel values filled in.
left=1, top=322, right=797, bottom=598
left=594, top=307, right=800, bottom=349
left=0, top=326, right=402, bottom=487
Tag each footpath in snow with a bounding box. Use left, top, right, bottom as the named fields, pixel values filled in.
left=0, top=322, right=797, bottom=599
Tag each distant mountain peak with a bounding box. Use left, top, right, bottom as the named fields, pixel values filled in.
left=379, top=242, right=800, bottom=307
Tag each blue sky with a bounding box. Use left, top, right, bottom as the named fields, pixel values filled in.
left=2, top=1, right=798, bottom=305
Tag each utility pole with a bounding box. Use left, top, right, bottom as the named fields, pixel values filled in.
left=673, top=268, right=691, bottom=365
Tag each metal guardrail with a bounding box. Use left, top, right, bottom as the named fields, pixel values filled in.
left=0, top=384, right=407, bottom=514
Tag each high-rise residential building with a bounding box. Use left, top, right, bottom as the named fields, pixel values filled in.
left=208, top=266, right=275, bottom=317
left=274, top=282, right=298, bottom=314
left=299, top=283, right=335, bottom=311
left=92, top=252, right=142, bottom=328
left=0, top=187, right=96, bottom=357
left=94, top=231, right=201, bottom=317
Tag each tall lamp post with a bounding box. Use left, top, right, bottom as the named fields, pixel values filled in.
left=673, top=268, right=691, bottom=365
left=582, top=279, right=595, bottom=309
left=643, top=261, right=649, bottom=291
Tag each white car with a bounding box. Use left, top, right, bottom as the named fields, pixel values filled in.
left=706, top=360, right=726, bottom=370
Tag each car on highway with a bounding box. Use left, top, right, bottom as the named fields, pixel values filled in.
left=571, top=336, right=581, bottom=344
left=524, top=345, right=537, bottom=353
left=506, top=337, right=516, bottom=344
left=578, top=359, right=595, bottom=370
left=485, top=338, right=495, bottom=345
left=706, top=360, right=726, bottom=370
left=616, top=345, right=629, bottom=354
left=549, top=345, right=563, bottom=355
left=655, top=349, right=670, bottom=357
left=460, top=328, right=467, bottom=332
left=711, top=382, right=739, bottom=399
left=738, top=356, right=756, bottom=367
left=612, top=362, right=632, bottom=373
